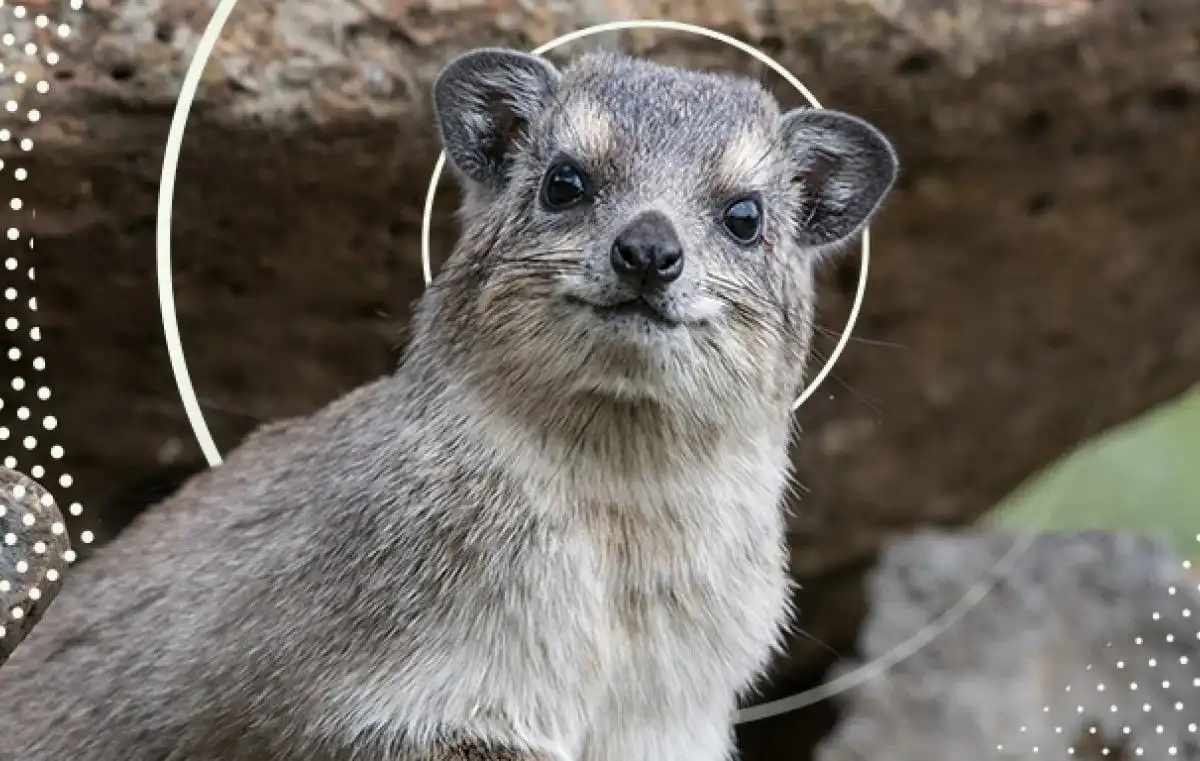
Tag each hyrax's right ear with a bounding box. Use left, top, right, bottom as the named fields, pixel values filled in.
left=433, top=48, right=561, bottom=190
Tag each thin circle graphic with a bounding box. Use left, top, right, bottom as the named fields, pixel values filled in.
left=420, top=19, right=871, bottom=414
left=156, top=0, right=238, bottom=468
left=155, top=10, right=876, bottom=725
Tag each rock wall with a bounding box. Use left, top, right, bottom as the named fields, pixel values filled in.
left=1, top=0, right=1199, bottom=754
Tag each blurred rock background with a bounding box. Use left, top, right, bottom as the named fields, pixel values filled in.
left=0, top=0, right=1198, bottom=758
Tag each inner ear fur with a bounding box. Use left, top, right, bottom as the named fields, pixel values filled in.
left=780, top=108, right=899, bottom=251
left=432, top=48, right=562, bottom=190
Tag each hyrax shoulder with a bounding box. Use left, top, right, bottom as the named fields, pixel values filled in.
left=0, top=48, right=896, bottom=761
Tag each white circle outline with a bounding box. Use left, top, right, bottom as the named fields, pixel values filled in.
left=154, top=8, right=872, bottom=725
left=421, top=19, right=870, bottom=416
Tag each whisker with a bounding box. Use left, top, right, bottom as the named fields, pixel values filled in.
left=814, top=324, right=906, bottom=350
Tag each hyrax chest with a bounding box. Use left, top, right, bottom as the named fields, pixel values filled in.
left=572, top=474, right=791, bottom=711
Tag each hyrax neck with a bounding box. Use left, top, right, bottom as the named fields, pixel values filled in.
left=404, top=339, right=790, bottom=525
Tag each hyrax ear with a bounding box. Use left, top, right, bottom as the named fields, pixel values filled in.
left=780, top=108, right=898, bottom=251
left=433, top=48, right=561, bottom=190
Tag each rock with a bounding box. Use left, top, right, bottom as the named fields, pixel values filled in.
left=814, top=529, right=1200, bottom=761
left=1, top=0, right=1199, bottom=738
left=0, top=468, right=72, bottom=667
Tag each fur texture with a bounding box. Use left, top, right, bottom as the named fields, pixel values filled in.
left=0, top=49, right=896, bottom=761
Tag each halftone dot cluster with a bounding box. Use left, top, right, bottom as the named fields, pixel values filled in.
left=995, top=549, right=1200, bottom=758
left=0, top=471, right=69, bottom=633
left=0, top=0, right=89, bottom=631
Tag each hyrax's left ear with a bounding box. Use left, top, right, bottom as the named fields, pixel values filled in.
left=433, top=48, right=562, bottom=191
left=780, top=108, right=899, bottom=250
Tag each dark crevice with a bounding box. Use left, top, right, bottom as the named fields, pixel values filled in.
left=895, top=50, right=939, bottom=76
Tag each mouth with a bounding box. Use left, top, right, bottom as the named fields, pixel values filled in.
left=567, top=296, right=680, bottom=327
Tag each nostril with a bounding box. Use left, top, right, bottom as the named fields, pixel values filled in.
left=654, top=248, right=683, bottom=282
left=610, top=240, right=644, bottom=277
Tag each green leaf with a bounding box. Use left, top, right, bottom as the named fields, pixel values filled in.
left=983, top=384, right=1200, bottom=561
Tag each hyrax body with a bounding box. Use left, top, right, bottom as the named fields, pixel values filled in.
left=0, top=49, right=896, bottom=761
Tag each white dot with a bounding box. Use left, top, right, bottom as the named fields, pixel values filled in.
left=1144, top=704, right=1152, bottom=712
left=3, top=101, right=15, bottom=114
left=14, top=560, right=26, bottom=573
left=32, top=356, right=45, bottom=371
left=29, top=465, right=42, bottom=479
left=80, top=530, right=93, bottom=544
left=0, top=427, right=8, bottom=440
left=13, top=168, right=25, bottom=181
left=12, top=5, right=24, bottom=18
left=21, top=513, right=33, bottom=526
left=50, top=522, right=64, bottom=535
left=59, top=474, right=72, bottom=488
left=35, top=15, right=49, bottom=28
left=50, top=445, right=62, bottom=459
left=16, top=406, right=28, bottom=419
left=27, top=587, right=40, bottom=600
left=4, top=258, right=15, bottom=271
left=0, top=581, right=7, bottom=592
left=38, top=387, right=51, bottom=401
left=7, top=347, right=18, bottom=361
left=4, top=317, right=15, bottom=330
left=1149, top=658, right=1158, bottom=667
left=23, top=43, right=36, bottom=56
left=46, top=569, right=58, bottom=582
left=35, top=81, right=48, bottom=94
left=22, top=435, right=35, bottom=449
left=11, top=485, right=25, bottom=499
left=19, top=138, right=32, bottom=151
left=46, top=52, right=60, bottom=66
left=9, top=198, right=21, bottom=211
left=57, top=24, right=70, bottom=38
left=42, top=416, right=56, bottom=430
left=68, top=502, right=81, bottom=516
left=63, top=549, right=76, bottom=563
left=11, top=377, right=24, bottom=390
left=39, top=493, right=51, bottom=507
left=3, top=457, right=15, bottom=468
left=26, top=109, right=39, bottom=123
left=10, top=607, right=23, bottom=620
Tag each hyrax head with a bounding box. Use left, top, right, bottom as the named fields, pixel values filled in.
left=431, top=48, right=897, bottom=417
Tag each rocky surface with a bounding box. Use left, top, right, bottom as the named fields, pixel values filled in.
left=0, top=467, right=71, bottom=667
left=814, top=529, right=1200, bottom=761
left=1, top=0, right=1199, bottom=752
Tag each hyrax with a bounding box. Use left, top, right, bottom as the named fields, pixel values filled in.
left=0, top=49, right=896, bottom=760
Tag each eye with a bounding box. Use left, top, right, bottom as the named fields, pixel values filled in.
left=721, top=197, right=763, bottom=244
left=540, top=160, right=588, bottom=211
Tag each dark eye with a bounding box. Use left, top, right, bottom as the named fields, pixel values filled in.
left=540, top=161, right=588, bottom=211
left=721, top=197, right=763, bottom=244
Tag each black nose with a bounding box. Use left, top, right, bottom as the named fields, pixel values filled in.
left=610, top=211, right=684, bottom=287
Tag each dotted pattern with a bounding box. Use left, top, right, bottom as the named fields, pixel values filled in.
left=0, top=1, right=91, bottom=646
left=996, top=554, right=1200, bottom=758
left=0, top=466, right=70, bottom=660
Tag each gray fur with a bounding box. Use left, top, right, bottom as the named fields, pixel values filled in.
left=0, top=50, right=897, bottom=761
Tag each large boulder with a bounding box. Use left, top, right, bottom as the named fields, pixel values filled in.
left=2, top=0, right=1199, bottom=749
left=814, top=530, right=1200, bottom=761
